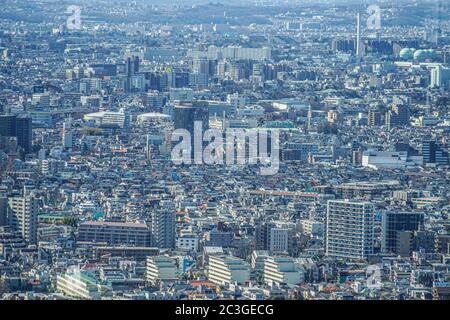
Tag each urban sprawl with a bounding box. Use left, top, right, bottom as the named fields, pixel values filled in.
left=0, top=0, right=449, bottom=301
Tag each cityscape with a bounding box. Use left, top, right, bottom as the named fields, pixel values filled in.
left=0, top=0, right=449, bottom=302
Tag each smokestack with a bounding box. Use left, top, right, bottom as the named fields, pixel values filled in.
left=356, top=13, right=362, bottom=57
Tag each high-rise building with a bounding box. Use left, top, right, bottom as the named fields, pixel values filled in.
left=422, top=140, right=449, bottom=165
left=422, top=140, right=437, bottom=164
left=151, top=210, right=176, bottom=249
left=356, top=13, right=363, bottom=57
left=174, top=101, right=209, bottom=133
left=386, top=104, right=410, bottom=129
left=368, top=109, right=383, bottom=126
left=15, top=116, right=32, bottom=154
left=325, top=200, right=375, bottom=260
left=430, top=65, right=450, bottom=88
left=7, top=196, right=38, bottom=244
left=62, top=120, right=73, bottom=149
left=173, top=101, right=209, bottom=160
left=192, top=57, right=210, bottom=75
left=124, top=55, right=141, bottom=92
left=167, top=70, right=189, bottom=88
left=0, top=115, right=16, bottom=136
left=125, top=56, right=140, bottom=76
left=331, top=39, right=356, bottom=53
left=0, top=115, right=32, bottom=154
left=0, top=196, right=7, bottom=226
left=381, top=211, right=424, bottom=255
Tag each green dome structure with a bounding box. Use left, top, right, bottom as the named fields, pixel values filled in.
left=399, top=48, right=415, bottom=60
left=413, top=49, right=426, bottom=60
left=413, top=49, right=436, bottom=61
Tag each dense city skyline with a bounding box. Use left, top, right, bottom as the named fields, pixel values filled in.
left=0, top=0, right=448, bottom=303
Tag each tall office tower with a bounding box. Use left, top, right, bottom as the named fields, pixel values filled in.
left=386, top=104, right=410, bottom=130
left=174, top=101, right=209, bottom=132
left=356, top=13, right=363, bottom=57
left=422, top=140, right=437, bottom=164
left=173, top=101, right=209, bottom=159
left=352, top=150, right=363, bottom=165
left=167, top=70, right=190, bottom=88
left=0, top=115, right=16, bottom=136
left=151, top=210, right=176, bottom=249
left=62, top=120, right=73, bottom=149
left=192, top=57, right=209, bottom=75
left=124, top=56, right=140, bottom=92
left=0, top=115, right=32, bottom=154
left=251, top=63, right=266, bottom=82
left=15, top=116, right=32, bottom=154
left=381, top=212, right=424, bottom=255
left=307, top=105, right=312, bottom=130
left=0, top=196, right=7, bottom=226
left=217, top=60, right=227, bottom=78
left=125, top=56, right=140, bottom=76
left=7, top=196, right=38, bottom=244
left=430, top=65, right=450, bottom=88
left=368, top=109, right=383, bottom=126
left=422, top=140, right=449, bottom=165
left=145, top=135, right=152, bottom=161
left=325, top=200, right=375, bottom=260
left=227, top=62, right=243, bottom=81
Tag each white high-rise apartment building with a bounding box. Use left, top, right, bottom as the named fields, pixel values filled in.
left=8, top=196, right=38, bottom=244
left=431, top=65, right=450, bottom=88
left=62, top=120, right=73, bottom=149
left=325, top=200, right=375, bottom=260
